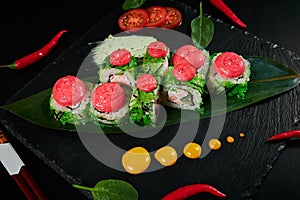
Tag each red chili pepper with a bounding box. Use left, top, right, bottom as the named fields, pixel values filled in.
left=209, top=0, right=247, bottom=28
left=268, top=130, right=300, bottom=141
left=0, top=30, right=67, bottom=70
left=161, top=183, right=227, bottom=200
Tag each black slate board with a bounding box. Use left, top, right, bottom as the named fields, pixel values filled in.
left=0, top=0, right=299, bottom=199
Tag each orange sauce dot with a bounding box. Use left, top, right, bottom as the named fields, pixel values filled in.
left=154, top=146, right=177, bottom=166
left=183, top=142, right=201, bottom=159
left=226, top=136, right=235, bottom=143
left=239, top=132, right=245, bottom=138
left=122, top=147, right=151, bottom=175
left=208, top=139, right=222, bottom=150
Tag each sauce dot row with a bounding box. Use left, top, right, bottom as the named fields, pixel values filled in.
left=122, top=133, right=246, bottom=174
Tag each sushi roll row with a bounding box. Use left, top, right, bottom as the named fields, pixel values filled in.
left=50, top=35, right=251, bottom=127
left=49, top=75, right=130, bottom=127
left=96, top=40, right=169, bottom=127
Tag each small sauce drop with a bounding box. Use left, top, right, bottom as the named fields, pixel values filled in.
left=122, top=147, right=151, bottom=175
left=208, top=139, right=222, bottom=150
left=183, top=142, right=201, bottom=159
left=226, top=136, right=235, bottom=143
left=154, top=146, right=177, bottom=166
left=239, top=132, right=245, bottom=138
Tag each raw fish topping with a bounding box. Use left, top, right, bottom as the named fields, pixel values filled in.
left=92, top=82, right=127, bottom=113
left=52, top=75, right=86, bottom=106
left=214, top=52, right=246, bottom=78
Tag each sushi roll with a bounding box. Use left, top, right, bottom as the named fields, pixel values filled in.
left=92, top=35, right=158, bottom=67
left=89, top=82, right=129, bottom=126
left=49, top=75, right=93, bottom=125
left=129, top=74, right=159, bottom=127
left=98, top=48, right=137, bottom=87
left=92, top=35, right=158, bottom=86
left=161, top=63, right=204, bottom=113
left=207, top=51, right=251, bottom=99
left=160, top=44, right=209, bottom=114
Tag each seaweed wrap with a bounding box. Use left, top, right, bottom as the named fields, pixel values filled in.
left=160, top=45, right=209, bottom=114
left=207, top=51, right=251, bottom=99
left=49, top=75, right=93, bottom=125
left=89, top=82, right=129, bottom=126
left=129, top=74, right=160, bottom=127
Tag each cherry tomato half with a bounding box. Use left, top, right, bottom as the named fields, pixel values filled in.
left=145, top=6, right=167, bottom=27
left=118, top=8, right=149, bottom=31
left=147, top=41, right=168, bottom=58
left=109, top=49, right=131, bottom=66
left=160, top=7, right=182, bottom=29
left=136, top=74, right=158, bottom=92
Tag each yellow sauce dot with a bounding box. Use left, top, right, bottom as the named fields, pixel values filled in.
left=154, top=146, right=177, bottom=166
left=226, top=136, right=235, bottom=143
left=208, top=139, right=222, bottom=150
left=183, top=142, right=201, bottom=159
left=239, top=132, right=245, bottom=138
left=122, top=147, right=151, bottom=175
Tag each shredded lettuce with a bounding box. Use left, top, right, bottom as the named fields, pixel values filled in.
left=101, top=56, right=138, bottom=72
left=163, top=66, right=206, bottom=93
left=143, top=51, right=165, bottom=64
left=49, top=96, right=90, bottom=125
left=224, top=82, right=248, bottom=99
left=129, top=90, right=156, bottom=126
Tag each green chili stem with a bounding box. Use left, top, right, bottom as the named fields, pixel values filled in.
left=0, top=65, right=9, bottom=68
left=72, top=184, right=97, bottom=192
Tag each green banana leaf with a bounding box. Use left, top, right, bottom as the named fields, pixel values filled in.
left=1, top=56, right=299, bottom=134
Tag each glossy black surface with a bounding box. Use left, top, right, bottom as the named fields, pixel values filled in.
left=0, top=0, right=299, bottom=199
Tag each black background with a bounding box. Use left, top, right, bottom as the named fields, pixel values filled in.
left=0, top=0, right=300, bottom=199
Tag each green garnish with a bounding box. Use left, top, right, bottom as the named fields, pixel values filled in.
left=122, top=0, right=146, bottom=10
left=129, top=90, right=156, bottom=126
left=191, top=1, right=215, bottom=49
left=73, top=179, right=138, bottom=200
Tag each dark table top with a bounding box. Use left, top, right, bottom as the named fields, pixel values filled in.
left=0, top=0, right=299, bottom=199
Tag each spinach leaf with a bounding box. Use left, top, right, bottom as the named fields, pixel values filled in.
left=73, top=179, right=138, bottom=200
left=191, top=2, right=214, bottom=49
left=122, top=0, right=146, bottom=10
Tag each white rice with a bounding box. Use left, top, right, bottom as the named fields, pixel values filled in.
left=89, top=103, right=128, bottom=125
left=98, top=68, right=136, bottom=87
left=196, top=48, right=211, bottom=80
